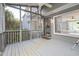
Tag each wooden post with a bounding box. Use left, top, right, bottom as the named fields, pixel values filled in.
left=20, top=6, right=22, bottom=42
left=30, top=7, right=32, bottom=40
left=1, top=3, right=5, bottom=51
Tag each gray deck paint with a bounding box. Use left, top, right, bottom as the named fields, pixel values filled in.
left=3, top=37, right=79, bottom=56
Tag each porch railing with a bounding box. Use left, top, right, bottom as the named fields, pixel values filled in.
left=4, top=30, right=43, bottom=44
left=4, top=30, right=30, bottom=44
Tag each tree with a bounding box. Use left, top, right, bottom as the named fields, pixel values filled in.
left=5, top=10, right=20, bottom=30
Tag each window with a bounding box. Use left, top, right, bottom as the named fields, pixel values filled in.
left=68, top=20, right=79, bottom=33
left=32, top=7, right=38, bottom=13
left=54, top=10, right=79, bottom=35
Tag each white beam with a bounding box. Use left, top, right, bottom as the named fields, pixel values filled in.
left=45, top=3, right=79, bottom=16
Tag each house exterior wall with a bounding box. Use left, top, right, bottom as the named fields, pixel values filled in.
left=22, top=14, right=31, bottom=30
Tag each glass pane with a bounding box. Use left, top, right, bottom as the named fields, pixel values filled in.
left=32, top=7, right=38, bottom=13
left=68, top=20, right=79, bottom=33
left=55, top=15, right=79, bottom=34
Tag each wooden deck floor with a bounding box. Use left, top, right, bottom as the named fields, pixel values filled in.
left=3, top=38, right=79, bottom=56
left=3, top=38, right=48, bottom=56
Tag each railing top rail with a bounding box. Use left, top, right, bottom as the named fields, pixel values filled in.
left=5, top=30, right=29, bottom=32
left=5, top=30, right=43, bottom=32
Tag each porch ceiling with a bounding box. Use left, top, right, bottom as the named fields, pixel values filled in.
left=5, top=3, right=66, bottom=16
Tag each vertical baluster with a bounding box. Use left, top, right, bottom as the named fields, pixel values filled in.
left=13, top=31, right=16, bottom=43
left=12, top=31, right=13, bottom=43
left=16, top=31, right=18, bottom=42
left=13, top=31, right=15, bottom=43
left=21, top=31, right=24, bottom=41
left=13, top=32, right=14, bottom=44
left=10, top=31, right=11, bottom=44
left=24, top=31, right=25, bottom=40
left=9, top=32, right=10, bottom=44
left=18, top=31, right=19, bottom=42
left=12, top=31, right=14, bottom=44
left=22, top=31, right=23, bottom=41
left=9, top=32, right=11, bottom=44
left=24, top=31, right=27, bottom=40
left=7, top=32, right=8, bottom=44
left=27, top=31, right=28, bottom=40
left=15, top=31, right=16, bottom=43
left=14, top=31, right=17, bottom=43
left=6, top=32, right=7, bottom=44
left=11, top=31, right=12, bottom=44
left=12, top=31, right=13, bottom=44
left=18, top=31, right=20, bottom=42
left=17, top=31, right=18, bottom=42
left=24, top=31, right=25, bottom=41
left=25, top=31, right=26, bottom=40
left=14, top=31, right=15, bottom=43
left=28, top=31, right=30, bottom=40
left=8, top=32, right=9, bottom=44
left=26, top=31, right=27, bottom=40
left=10, top=32, right=12, bottom=44
left=28, top=31, right=29, bottom=40
left=23, top=31, right=24, bottom=41
left=15, top=31, right=17, bottom=42
left=9, top=31, right=12, bottom=44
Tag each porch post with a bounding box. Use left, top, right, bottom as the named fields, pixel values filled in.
left=0, top=3, right=5, bottom=52
left=30, top=7, right=32, bottom=40
left=20, top=5, right=22, bottom=42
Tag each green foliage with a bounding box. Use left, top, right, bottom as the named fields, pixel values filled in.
left=5, top=10, right=20, bottom=30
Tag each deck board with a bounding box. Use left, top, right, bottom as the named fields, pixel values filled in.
left=11, top=44, right=16, bottom=56
left=3, top=44, right=10, bottom=56
left=7, top=44, right=12, bottom=56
